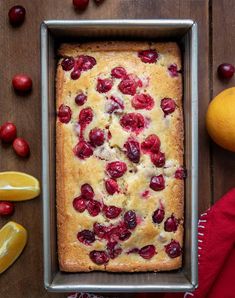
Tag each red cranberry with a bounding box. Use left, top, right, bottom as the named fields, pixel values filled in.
left=124, top=139, right=140, bottom=163
left=103, top=205, right=122, bottom=219
left=12, top=74, right=32, bottom=92
left=106, top=96, right=124, bottom=114
left=175, top=167, right=187, bottom=179
left=73, top=196, right=87, bottom=212
left=73, top=0, right=89, bottom=10
left=70, top=69, right=81, bottom=80
left=128, top=248, right=139, bottom=254
left=161, top=98, right=176, bottom=116
left=150, top=175, right=165, bottom=191
left=141, top=190, right=150, bottom=199
left=138, top=50, right=158, bottom=63
left=89, top=250, right=109, bottom=265
left=152, top=208, right=165, bottom=224
left=76, top=55, right=96, bottom=71
left=0, top=122, right=17, bottom=143
left=118, top=227, right=131, bottom=241
left=93, top=223, right=107, bottom=238
left=73, top=141, right=93, bottom=159
left=81, top=183, right=94, bottom=200
left=164, top=215, right=178, bottom=232
left=75, top=92, right=87, bottom=106
left=107, top=241, right=122, bottom=259
left=13, top=138, right=30, bottom=157
left=124, top=210, right=137, bottom=229
left=218, top=63, right=235, bottom=79
left=141, top=134, right=160, bottom=153
left=105, top=179, right=119, bottom=195
left=168, top=64, right=179, bottom=77
left=89, top=128, right=105, bottom=147
left=150, top=152, right=165, bottom=167
left=128, top=74, right=143, bottom=87
left=165, top=240, right=182, bottom=258
left=106, top=161, right=127, bottom=178
left=8, top=5, right=26, bottom=26
left=96, top=78, right=113, bottom=93
left=77, top=230, right=95, bottom=245
left=87, top=200, right=101, bottom=216
left=131, top=94, right=154, bottom=110
left=58, top=104, right=72, bottom=123
left=0, top=202, right=15, bottom=216
left=118, top=77, right=137, bottom=95
left=61, top=57, right=75, bottom=71
left=139, top=245, right=156, bottom=259
left=78, top=107, right=93, bottom=126
left=120, top=113, right=145, bottom=133
left=111, top=67, right=127, bottom=79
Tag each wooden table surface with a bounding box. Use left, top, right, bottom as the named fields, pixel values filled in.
left=1, top=0, right=235, bottom=297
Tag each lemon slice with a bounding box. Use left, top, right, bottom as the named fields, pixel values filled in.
left=0, top=171, right=40, bottom=201
left=0, top=221, right=27, bottom=274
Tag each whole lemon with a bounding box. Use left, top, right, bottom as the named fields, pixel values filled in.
left=206, top=87, right=235, bottom=152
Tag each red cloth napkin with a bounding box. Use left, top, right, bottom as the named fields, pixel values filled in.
left=70, top=188, right=235, bottom=298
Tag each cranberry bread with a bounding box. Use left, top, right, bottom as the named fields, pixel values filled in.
left=56, top=41, right=184, bottom=272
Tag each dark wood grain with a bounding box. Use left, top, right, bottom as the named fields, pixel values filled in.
left=0, top=0, right=210, bottom=297
left=211, top=0, right=235, bottom=201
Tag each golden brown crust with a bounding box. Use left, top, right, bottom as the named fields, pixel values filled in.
left=56, top=41, right=184, bottom=272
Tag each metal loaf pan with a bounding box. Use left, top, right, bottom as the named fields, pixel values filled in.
left=41, top=19, right=198, bottom=293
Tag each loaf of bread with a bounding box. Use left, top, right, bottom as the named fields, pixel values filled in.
left=56, top=41, right=184, bottom=272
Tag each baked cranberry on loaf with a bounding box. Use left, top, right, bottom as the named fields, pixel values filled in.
left=56, top=42, right=184, bottom=272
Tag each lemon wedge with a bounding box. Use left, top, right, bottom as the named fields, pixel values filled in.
left=0, top=221, right=27, bottom=274
left=0, top=171, right=40, bottom=201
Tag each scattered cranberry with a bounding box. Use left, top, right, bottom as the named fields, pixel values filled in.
left=141, top=134, right=160, bottom=153
left=58, top=104, right=72, bottom=123
left=105, top=96, right=124, bottom=114
left=73, top=141, right=93, bottom=159
left=161, top=98, right=176, bottom=116
left=165, top=240, right=182, bottom=258
left=168, top=64, right=179, bottom=77
left=71, top=69, right=81, bottom=80
left=120, top=113, right=145, bottom=133
left=77, top=230, right=95, bottom=245
left=12, top=74, right=32, bottom=92
left=13, top=137, right=30, bottom=157
left=93, top=222, right=107, bottom=238
left=0, top=122, right=17, bottom=143
left=164, top=215, right=178, bottom=232
left=75, top=92, right=87, bottom=106
left=96, top=78, right=113, bottom=93
left=103, top=205, right=122, bottom=219
left=131, top=94, right=154, bottom=110
left=152, top=208, right=165, bottom=224
left=89, top=128, right=105, bottom=147
left=89, top=250, right=109, bottom=265
left=73, top=0, right=89, bottom=10
left=8, top=5, right=26, bottom=26
left=107, top=241, right=122, bottom=259
left=81, top=183, right=94, bottom=200
left=111, top=67, right=127, bottom=79
left=141, top=190, right=150, bottom=199
left=175, top=167, right=187, bottom=179
left=73, top=196, right=87, bottom=212
left=105, top=179, right=119, bottom=195
left=127, top=248, right=139, bottom=254
left=139, top=245, right=156, bottom=259
left=76, top=55, right=96, bottom=71
left=118, top=227, right=131, bottom=241
left=138, top=50, right=158, bottom=63
left=106, top=161, right=127, bottom=178
left=217, top=63, right=235, bottom=79
left=87, top=200, right=101, bottom=216
left=0, top=202, right=15, bottom=216
left=61, top=57, right=75, bottom=71
left=150, top=152, right=165, bottom=167
left=150, top=175, right=165, bottom=191
left=118, top=77, right=137, bottom=95
left=78, top=107, right=93, bottom=126
left=124, top=210, right=137, bottom=229
left=124, top=139, right=140, bottom=163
